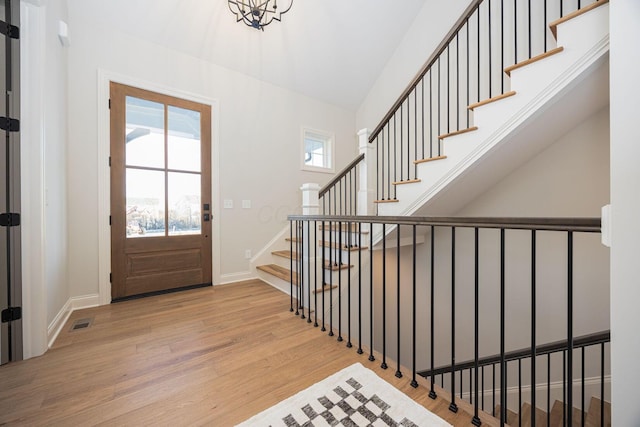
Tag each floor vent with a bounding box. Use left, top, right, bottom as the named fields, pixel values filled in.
left=70, top=318, right=93, bottom=331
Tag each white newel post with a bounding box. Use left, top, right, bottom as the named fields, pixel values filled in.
left=299, top=183, right=320, bottom=309
left=357, top=128, right=375, bottom=216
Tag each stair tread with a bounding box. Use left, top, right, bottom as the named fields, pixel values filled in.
left=414, top=155, right=447, bottom=165
left=549, top=0, right=609, bottom=39
left=312, top=283, right=338, bottom=294
left=256, top=264, right=298, bottom=285
left=468, top=90, right=516, bottom=110
left=320, top=241, right=369, bottom=251
left=284, top=237, right=301, bottom=243
left=271, top=251, right=353, bottom=270
left=319, top=224, right=369, bottom=234
left=586, top=396, right=611, bottom=427
left=392, top=178, right=421, bottom=185
left=438, top=126, right=478, bottom=139
left=504, top=46, right=564, bottom=76
left=373, top=199, right=399, bottom=204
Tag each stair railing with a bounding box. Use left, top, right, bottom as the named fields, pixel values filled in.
left=419, top=330, right=610, bottom=426
left=288, top=214, right=607, bottom=427
left=368, top=0, right=604, bottom=202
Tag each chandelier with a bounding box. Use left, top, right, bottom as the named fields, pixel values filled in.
left=228, top=0, right=293, bottom=31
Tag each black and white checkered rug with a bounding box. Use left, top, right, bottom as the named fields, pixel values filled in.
left=236, top=363, right=451, bottom=427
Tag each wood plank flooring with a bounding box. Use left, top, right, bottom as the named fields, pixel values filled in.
left=0, top=280, right=498, bottom=426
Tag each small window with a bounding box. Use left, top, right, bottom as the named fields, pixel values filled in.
left=301, top=128, right=334, bottom=173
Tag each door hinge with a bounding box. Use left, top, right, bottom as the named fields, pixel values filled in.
left=0, top=213, right=20, bottom=227
left=0, top=116, right=19, bottom=132
left=109, top=215, right=112, bottom=226
left=109, top=156, right=111, bottom=167
left=1, top=307, right=22, bottom=323
left=0, top=21, right=19, bottom=39
left=108, top=99, right=111, bottom=109
left=109, top=273, right=112, bottom=283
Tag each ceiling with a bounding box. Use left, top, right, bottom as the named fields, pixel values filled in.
left=67, top=0, right=428, bottom=110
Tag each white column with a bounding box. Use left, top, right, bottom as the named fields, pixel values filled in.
left=357, top=128, right=375, bottom=216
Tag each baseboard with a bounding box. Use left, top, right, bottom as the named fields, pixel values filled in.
left=219, top=271, right=256, bottom=285
left=47, top=293, right=100, bottom=348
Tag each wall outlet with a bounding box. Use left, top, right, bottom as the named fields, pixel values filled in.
left=245, top=249, right=252, bottom=259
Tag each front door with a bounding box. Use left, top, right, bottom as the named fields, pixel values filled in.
left=110, top=83, right=212, bottom=300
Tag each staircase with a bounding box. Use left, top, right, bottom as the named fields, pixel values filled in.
left=254, top=1, right=611, bottom=425
left=496, top=396, right=611, bottom=426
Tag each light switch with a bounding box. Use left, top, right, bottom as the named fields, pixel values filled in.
left=242, top=200, right=251, bottom=209
left=224, top=199, right=233, bottom=209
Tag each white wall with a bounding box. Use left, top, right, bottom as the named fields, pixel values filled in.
left=356, top=0, right=472, bottom=131
left=65, top=4, right=356, bottom=297
left=20, top=0, right=69, bottom=357
left=609, top=1, right=640, bottom=424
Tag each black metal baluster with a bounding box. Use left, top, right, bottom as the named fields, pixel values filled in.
left=600, top=343, right=605, bottom=427
left=321, top=220, right=326, bottom=332
left=388, top=122, right=392, bottom=199
left=369, top=221, right=375, bottom=362
left=447, top=47, right=450, bottom=135
left=414, top=88, right=417, bottom=178
left=531, top=229, right=537, bottom=427
left=407, top=96, right=410, bottom=181
left=477, top=8, right=481, bottom=103
left=430, top=71, right=433, bottom=158
left=337, top=221, right=343, bottom=341
left=472, top=227, right=481, bottom=426
left=329, top=218, right=334, bottom=336
left=560, top=0, right=563, bottom=18
left=421, top=79, right=425, bottom=160
left=548, top=352, right=551, bottom=427
left=456, top=32, right=460, bottom=131
left=347, top=221, right=352, bottom=348
left=514, top=0, right=518, bottom=65
left=295, top=221, right=300, bottom=316
left=544, top=0, right=548, bottom=52
left=381, top=224, right=388, bottom=369
left=482, top=366, right=485, bottom=412
left=563, top=350, right=566, bottom=426
left=567, top=231, right=574, bottom=427
left=411, top=225, right=418, bottom=388
left=396, top=225, right=402, bottom=379
left=581, top=347, right=585, bottom=427
left=399, top=104, right=403, bottom=183
left=488, top=0, right=493, bottom=98
left=306, top=220, right=311, bottom=322
left=519, top=359, right=522, bottom=426
left=429, top=225, right=437, bottom=399
left=358, top=222, right=363, bottom=354
left=381, top=131, right=385, bottom=201
left=466, top=19, right=470, bottom=127
left=500, top=228, right=506, bottom=426
left=438, top=58, right=441, bottom=156
left=450, top=227, right=458, bottom=413
left=338, top=180, right=342, bottom=216
left=493, top=363, right=496, bottom=417
left=314, top=220, right=318, bottom=327
left=528, top=0, right=532, bottom=59
left=395, top=113, right=398, bottom=187
left=501, top=0, right=504, bottom=94
left=376, top=137, right=380, bottom=201
left=290, top=220, right=294, bottom=312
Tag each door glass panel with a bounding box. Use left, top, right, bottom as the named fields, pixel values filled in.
left=168, top=106, right=201, bottom=172
left=168, top=172, right=201, bottom=236
left=125, top=96, right=164, bottom=169
left=126, top=169, right=165, bottom=238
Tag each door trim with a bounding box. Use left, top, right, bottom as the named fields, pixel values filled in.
left=97, top=70, right=221, bottom=305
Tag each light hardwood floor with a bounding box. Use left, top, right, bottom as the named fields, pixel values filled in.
left=0, top=280, right=499, bottom=426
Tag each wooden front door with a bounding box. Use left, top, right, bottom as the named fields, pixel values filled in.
left=110, top=83, right=212, bottom=300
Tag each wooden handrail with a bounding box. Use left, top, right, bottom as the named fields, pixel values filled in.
left=287, top=214, right=601, bottom=233
left=318, top=153, right=365, bottom=198
left=369, top=0, right=484, bottom=142
left=419, top=330, right=610, bottom=377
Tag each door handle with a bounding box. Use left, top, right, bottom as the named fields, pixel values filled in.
left=203, top=214, right=210, bottom=222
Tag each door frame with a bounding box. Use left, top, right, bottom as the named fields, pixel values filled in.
left=97, top=70, right=221, bottom=305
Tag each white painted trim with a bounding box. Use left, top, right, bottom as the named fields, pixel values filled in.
left=249, top=224, right=289, bottom=270
left=20, top=0, right=48, bottom=360
left=96, top=70, right=222, bottom=305
left=219, top=272, right=256, bottom=285
left=47, top=294, right=100, bottom=348
left=300, top=126, right=336, bottom=174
